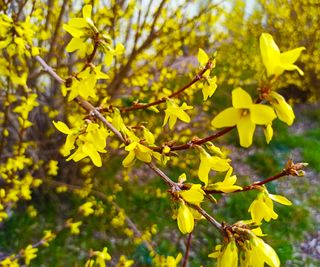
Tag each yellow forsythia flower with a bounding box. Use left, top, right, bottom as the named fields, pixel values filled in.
left=209, top=167, right=242, bottom=193
left=198, top=147, right=231, bottom=185
left=212, top=88, right=276, bottom=147
left=240, top=236, right=280, bottom=267
left=179, top=184, right=205, bottom=205
left=116, top=255, right=134, bottom=267
left=248, top=189, right=292, bottom=224
left=93, top=247, right=111, bottom=267
left=22, top=245, right=38, bottom=265
left=269, top=91, right=295, bottom=125
left=260, top=32, right=305, bottom=77
left=163, top=99, right=193, bottom=129
left=209, top=240, right=238, bottom=267
left=177, top=203, right=194, bottom=234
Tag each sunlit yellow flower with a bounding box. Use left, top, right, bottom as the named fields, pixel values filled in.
left=22, top=245, right=38, bottom=265
left=248, top=189, right=292, bottom=224
left=209, top=240, right=238, bottom=267
left=63, top=5, right=97, bottom=53
left=93, top=247, right=111, bottom=267
left=179, top=184, right=205, bottom=205
left=240, top=236, right=280, bottom=267
left=177, top=202, right=194, bottom=234
left=269, top=91, right=295, bottom=125
left=212, top=87, right=276, bottom=147
left=197, top=147, right=231, bottom=185
left=260, top=33, right=305, bottom=77
left=208, top=167, right=242, bottom=193
left=79, top=201, right=95, bottom=216
left=116, top=255, right=134, bottom=267
left=66, top=219, right=82, bottom=235
left=163, top=99, right=193, bottom=129
left=152, top=253, right=182, bottom=267
left=122, top=141, right=153, bottom=167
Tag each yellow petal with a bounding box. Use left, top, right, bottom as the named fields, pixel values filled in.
left=177, top=204, right=194, bottom=234
left=82, top=5, right=92, bottom=19
left=198, top=158, right=210, bottom=185
left=268, top=194, right=292, bottom=206
left=180, top=185, right=204, bottom=205
left=69, top=18, right=88, bottom=28
left=198, top=48, right=209, bottom=66
left=63, top=24, right=84, bottom=38
left=271, top=92, right=295, bottom=125
left=122, top=151, right=135, bottom=167
left=232, top=88, right=253, bottom=108
left=53, top=121, right=73, bottom=134
left=211, top=107, right=240, bottom=128
left=280, top=47, right=305, bottom=65
left=260, top=33, right=280, bottom=77
left=82, top=143, right=102, bottom=167
left=220, top=241, right=238, bottom=267
left=263, top=124, right=273, bottom=144
left=250, top=104, right=276, bottom=125
left=236, top=115, right=255, bottom=148
left=66, top=37, right=84, bottom=53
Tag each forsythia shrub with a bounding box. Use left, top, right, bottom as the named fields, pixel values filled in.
left=0, top=1, right=314, bottom=266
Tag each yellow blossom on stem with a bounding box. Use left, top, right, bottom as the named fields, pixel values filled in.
left=93, top=247, right=111, bottom=267
left=64, top=65, right=109, bottom=101
left=153, top=253, right=182, bottom=267
left=177, top=202, right=194, bottom=234
left=198, top=68, right=217, bottom=101
left=79, top=201, right=95, bottom=216
left=209, top=240, right=238, bottom=267
left=197, top=147, right=231, bottom=185
left=248, top=188, right=292, bottom=224
left=212, top=87, right=276, bottom=147
left=207, top=167, right=242, bottom=193
left=66, top=219, right=82, bottom=235
left=22, top=245, right=38, bottom=265
left=260, top=32, right=305, bottom=77
left=116, top=255, right=134, bottom=267
left=0, top=256, right=19, bottom=267
left=163, top=99, right=193, bottom=129
left=179, top=184, right=205, bottom=205
left=63, top=5, right=98, bottom=54
left=240, top=236, right=280, bottom=267
left=269, top=91, right=295, bottom=125
left=122, top=141, right=160, bottom=167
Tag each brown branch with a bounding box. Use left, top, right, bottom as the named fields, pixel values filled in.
left=189, top=203, right=222, bottom=231
left=182, top=232, right=193, bottom=267
left=203, top=161, right=306, bottom=194
left=46, top=0, right=68, bottom=62
left=148, top=126, right=235, bottom=153
left=120, top=61, right=213, bottom=112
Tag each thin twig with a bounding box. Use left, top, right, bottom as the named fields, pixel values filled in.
left=120, top=61, right=212, bottom=113
left=189, top=204, right=222, bottom=231
left=182, top=232, right=193, bottom=267
left=203, top=168, right=292, bottom=194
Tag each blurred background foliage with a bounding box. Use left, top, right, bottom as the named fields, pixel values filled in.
left=0, top=0, right=319, bottom=266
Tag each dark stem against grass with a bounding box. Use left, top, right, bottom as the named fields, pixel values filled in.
left=182, top=232, right=193, bottom=267
left=203, top=162, right=305, bottom=194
